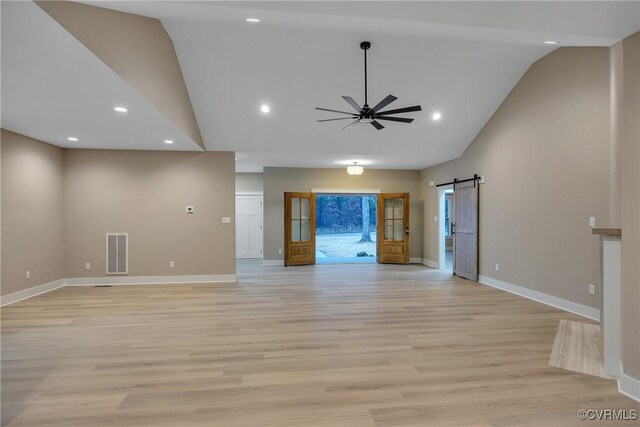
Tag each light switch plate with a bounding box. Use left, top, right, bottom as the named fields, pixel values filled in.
left=589, top=284, right=596, bottom=295
left=222, top=217, right=231, bottom=224
left=589, top=217, right=596, bottom=227
left=170, top=261, right=175, bottom=268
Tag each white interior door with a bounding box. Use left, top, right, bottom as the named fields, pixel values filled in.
left=235, top=194, right=263, bottom=259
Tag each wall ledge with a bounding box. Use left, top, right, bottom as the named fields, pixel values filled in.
left=478, top=275, right=600, bottom=321
left=1, top=274, right=237, bottom=306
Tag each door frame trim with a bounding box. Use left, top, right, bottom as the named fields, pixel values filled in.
left=311, top=188, right=381, bottom=194
left=235, top=192, right=264, bottom=259
left=437, top=184, right=454, bottom=271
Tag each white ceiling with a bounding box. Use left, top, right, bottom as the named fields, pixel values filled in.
left=1, top=1, right=201, bottom=151
left=3, top=1, right=640, bottom=171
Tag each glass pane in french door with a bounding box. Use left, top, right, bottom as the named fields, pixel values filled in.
left=291, top=220, right=300, bottom=241
left=291, top=198, right=300, bottom=220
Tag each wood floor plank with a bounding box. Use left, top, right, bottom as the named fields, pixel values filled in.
left=2, top=261, right=638, bottom=426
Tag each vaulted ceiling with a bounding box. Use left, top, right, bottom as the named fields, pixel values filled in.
left=2, top=1, right=639, bottom=171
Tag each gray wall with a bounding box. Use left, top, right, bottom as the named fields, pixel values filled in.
left=263, top=167, right=422, bottom=261
left=236, top=173, right=263, bottom=193
left=1, top=129, right=65, bottom=296
left=64, top=149, right=236, bottom=278
left=618, top=32, right=640, bottom=381
left=421, top=47, right=610, bottom=308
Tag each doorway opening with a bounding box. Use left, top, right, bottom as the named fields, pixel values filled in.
left=315, top=194, right=377, bottom=264
left=438, top=186, right=454, bottom=273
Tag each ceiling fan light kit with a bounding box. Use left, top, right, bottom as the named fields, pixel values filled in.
left=316, top=41, right=422, bottom=130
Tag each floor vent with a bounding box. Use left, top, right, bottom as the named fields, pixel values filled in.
left=93, top=285, right=112, bottom=288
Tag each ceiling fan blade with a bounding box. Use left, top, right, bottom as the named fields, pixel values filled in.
left=376, top=105, right=422, bottom=116
left=315, top=107, right=358, bottom=115
left=343, top=119, right=359, bottom=130
left=317, top=117, right=358, bottom=122
left=376, top=116, right=414, bottom=123
left=342, top=96, right=362, bottom=113
left=371, top=120, right=384, bottom=130
left=371, top=95, right=398, bottom=112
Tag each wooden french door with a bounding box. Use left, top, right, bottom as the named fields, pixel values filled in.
left=377, top=193, right=410, bottom=264
left=453, top=180, right=479, bottom=280
left=284, top=192, right=316, bottom=266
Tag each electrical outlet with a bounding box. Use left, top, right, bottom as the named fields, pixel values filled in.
left=433, top=216, right=438, bottom=222
left=495, top=264, right=500, bottom=271
left=429, top=180, right=435, bottom=187
left=85, top=262, right=91, bottom=270
left=589, top=284, right=596, bottom=295
left=186, top=205, right=195, bottom=214
left=26, top=270, right=30, bottom=279
left=169, top=261, right=175, bottom=269
left=278, top=248, right=283, bottom=254
left=589, top=217, right=596, bottom=227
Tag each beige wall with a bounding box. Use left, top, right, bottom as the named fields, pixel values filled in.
left=36, top=1, right=204, bottom=149
left=421, top=47, right=610, bottom=308
left=1, top=130, right=65, bottom=296
left=236, top=173, right=264, bottom=193
left=63, top=149, right=236, bottom=278
left=263, top=167, right=422, bottom=261
left=619, top=32, right=640, bottom=381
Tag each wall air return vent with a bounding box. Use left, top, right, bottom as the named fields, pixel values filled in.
left=106, top=233, right=128, bottom=275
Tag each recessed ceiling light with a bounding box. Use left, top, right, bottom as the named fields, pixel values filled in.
left=164, top=139, right=174, bottom=144
left=114, top=106, right=128, bottom=113
left=67, top=137, right=78, bottom=142
left=432, top=112, right=442, bottom=121
left=246, top=18, right=260, bottom=22
left=544, top=41, right=559, bottom=45
left=260, top=104, right=270, bottom=113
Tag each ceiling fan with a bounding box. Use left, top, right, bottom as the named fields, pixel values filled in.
left=316, top=41, right=422, bottom=130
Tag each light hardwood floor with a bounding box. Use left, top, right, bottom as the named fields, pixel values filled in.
left=2, top=262, right=638, bottom=426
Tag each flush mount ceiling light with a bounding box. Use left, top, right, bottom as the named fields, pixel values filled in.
left=432, top=112, right=442, bottom=121
left=260, top=104, right=270, bottom=113
left=164, top=139, right=174, bottom=144
left=245, top=18, right=260, bottom=22
left=67, top=137, right=78, bottom=141
left=347, top=162, right=364, bottom=175
left=544, top=41, right=559, bottom=45
left=114, top=106, right=128, bottom=113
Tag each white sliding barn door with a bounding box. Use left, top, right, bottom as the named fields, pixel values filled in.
left=235, top=194, right=263, bottom=259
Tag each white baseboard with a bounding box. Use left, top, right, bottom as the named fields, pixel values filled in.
left=422, top=258, right=439, bottom=269
left=1, top=275, right=236, bottom=306
left=261, top=260, right=284, bottom=266
left=65, top=274, right=237, bottom=286
left=478, top=275, right=599, bottom=321
left=618, top=372, right=640, bottom=403
left=409, top=257, right=422, bottom=264
left=0, top=278, right=66, bottom=306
